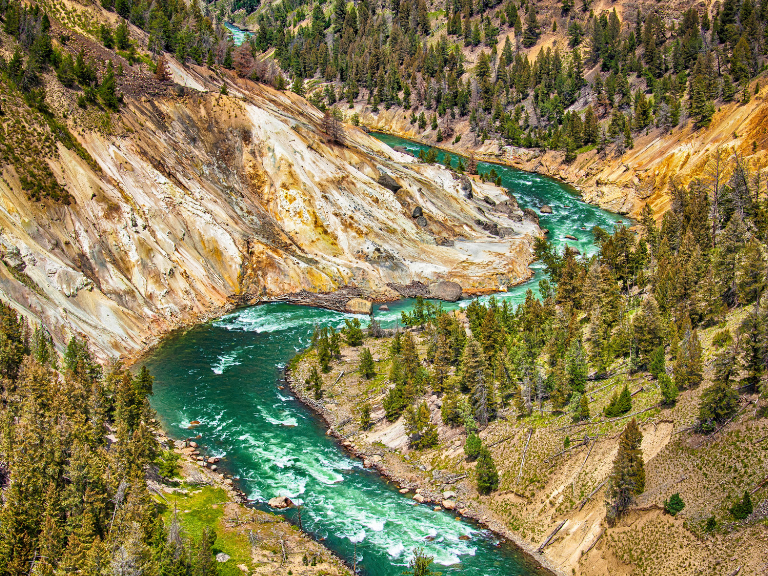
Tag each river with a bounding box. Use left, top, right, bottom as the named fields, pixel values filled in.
left=143, top=134, right=626, bottom=575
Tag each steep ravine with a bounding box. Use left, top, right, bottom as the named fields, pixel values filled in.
left=0, top=64, right=540, bottom=360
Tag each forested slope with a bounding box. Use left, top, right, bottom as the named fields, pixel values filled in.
left=292, top=154, right=768, bottom=575
left=223, top=0, right=768, bottom=215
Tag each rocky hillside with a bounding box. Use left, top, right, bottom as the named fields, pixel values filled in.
left=0, top=1, right=540, bottom=359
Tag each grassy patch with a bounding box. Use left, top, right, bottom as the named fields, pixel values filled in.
left=157, top=486, right=252, bottom=576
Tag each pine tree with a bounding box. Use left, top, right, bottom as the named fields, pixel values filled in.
left=739, top=309, right=766, bottom=393
left=605, top=384, right=632, bottom=417
left=607, top=418, right=645, bottom=522
left=460, top=337, right=486, bottom=393
left=729, top=491, right=753, bottom=519
left=523, top=4, right=540, bottom=47
left=659, top=373, right=679, bottom=405
left=674, top=322, right=703, bottom=389
left=344, top=318, right=364, bottom=346
left=305, top=366, right=323, bottom=400
left=698, top=350, right=739, bottom=432
left=574, top=393, right=590, bottom=422
left=476, top=447, right=499, bottom=494
left=633, top=296, right=663, bottom=368
left=155, top=55, right=170, bottom=81
left=360, top=403, right=372, bottom=430
left=405, top=402, right=438, bottom=449
left=649, top=344, right=666, bottom=379
left=359, top=347, right=375, bottom=379
left=464, top=432, right=482, bottom=460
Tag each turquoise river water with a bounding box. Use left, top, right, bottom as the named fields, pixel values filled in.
left=143, top=135, right=626, bottom=575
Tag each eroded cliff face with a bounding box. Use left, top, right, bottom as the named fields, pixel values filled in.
left=0, top=65, right=539, bottom=359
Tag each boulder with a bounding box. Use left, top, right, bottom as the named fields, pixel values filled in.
left=215, top=553, right=231, bottom=563
left=412, top=206, right=423, bottom=218
left=413, top=494, right=426, bottom=503
left=442, top=490, right=456, bottom=500
left=399, top=488, right=410, bottom=494
left=378, top=172, right=401, bottom=192
left=189, top=442, right=198, bottom=448
left=427, top=281, right=463, bottom=302
left=442, top=500, right=456, bottom=510
left=378, top=304, right=390, bottom=311
left=564, top=234, right=578, bottom=240
left=416, top=215, right=428, bottom=227
left=523, top=208, right=539, bottom=224
left=540, top=204, right=553, bottom=214
left=268, top=496, right=294, bottom=509
left=346, top=298, right=373, bottom=315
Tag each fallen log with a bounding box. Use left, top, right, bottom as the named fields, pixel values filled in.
left=751, top=474, right=768, bottom=495
left=579, top=479, right=608, bottom=510
left=573, top=438, right=596, bottom=496
left=583, top=528, right=605, bottom=555
left=516, top=428, right=533, bottom=485
left=537, top=519, right=567, bottom=553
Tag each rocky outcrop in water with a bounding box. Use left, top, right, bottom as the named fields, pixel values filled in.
left=427, top=281, right=462, bottom=302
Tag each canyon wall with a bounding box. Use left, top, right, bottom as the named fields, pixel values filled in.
left=0, top=63, right=539, bottom=359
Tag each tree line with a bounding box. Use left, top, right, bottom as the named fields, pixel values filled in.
left=0, top=302, right=223, bottom=576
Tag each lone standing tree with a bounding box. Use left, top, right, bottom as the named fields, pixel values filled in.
left=607, top=418, right=645, bottom=523
left=322, top=108, right=344, bottom=145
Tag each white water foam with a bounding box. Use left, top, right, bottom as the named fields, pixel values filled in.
left=211, top=351, right=241, bottom=374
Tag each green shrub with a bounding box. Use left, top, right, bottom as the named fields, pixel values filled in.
left=729, top=491, right=753, bottom=520
left=664, top=493, right=685, bottom=516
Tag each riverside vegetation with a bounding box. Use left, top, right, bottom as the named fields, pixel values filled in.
left=292, top=155, right=768, bottom=575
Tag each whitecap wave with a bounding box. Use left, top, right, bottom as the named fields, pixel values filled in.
left=211, top=351, right=241, bottom=374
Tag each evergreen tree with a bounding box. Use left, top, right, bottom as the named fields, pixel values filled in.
left=698, top=350, right=739, bottom=433
left=402, top=548, right=440, bottom=576
left=475, top=447, right=499, bottom=494
left=305, top=366, right=323, bottom=400
left=605, top=384, right=632, bottom=417
left=633, top=295, right=663, bottom=367
left=522, top=4, right=540, bottom=47
left=664, top=493, right=685, bottom=516
left=404, top=402, right=438, bottom=449
left=359, top=347, right=375, bottom=379
left=729, top=491, right=753, bottom=519
left=360, top=403, right=372, bottom=430
left=607, top=418, right=645, bottom=522
left=659, top=373, right=679, bottom=405
left=673, top=321, right=703, bottom=389
left=344, top=318, right=364, bottom=346
left=464, top=432, right=482, bottom=460
left=574, top=393, right=591, bottom=422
